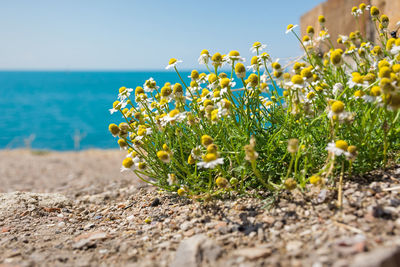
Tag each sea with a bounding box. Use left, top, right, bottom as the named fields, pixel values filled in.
left=0, top=71, right=193, bottom=150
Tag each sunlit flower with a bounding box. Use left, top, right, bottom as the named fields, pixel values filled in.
left=109, top=100, right=127, bottom=114
left=226, top=50, right=245, bottom=64
left=143, top=77, right=159, bottom=92
left=163, top=109, right=186, bottom=123
left=285, top=24, right=298, bottom=34
left=197, top=153, right=224, bottom=169
left=250, top=41, right=267, bottom=53
left=326, top=140, right=350, bottom=157
left=198, top=49, right=210, bottom=65
left=165, top=58, right=182, bottom=69
left=118, top=86, right=133, bottom=101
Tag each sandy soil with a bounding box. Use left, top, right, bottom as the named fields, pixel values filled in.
left=0, top=149, right=137, bottom=194
left=1, top=149, right=400, bottom=267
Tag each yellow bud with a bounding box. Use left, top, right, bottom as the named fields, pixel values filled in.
left=108, top=124, right=120, bottom=136
left=310, top=175, right=321, bottom=185
left=370, top=6, right=379, bottom=17
left=220, top=78, right=231, bottom=88
left=235, top=63, right=246, bottom=78
left=201, top=135, right=213, bottom=147
left=291, top=75, right=303, bottom=85
left=216, top=177, right=228, bottom=188
left=157, top=150, right=170, bottom=163
left=284, top=178, right=297, bottom=190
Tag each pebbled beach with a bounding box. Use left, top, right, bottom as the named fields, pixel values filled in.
left=1, top=149, right=400, bottom=266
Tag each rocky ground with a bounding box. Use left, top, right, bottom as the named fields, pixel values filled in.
left=1, top=149, right=400, bottom=267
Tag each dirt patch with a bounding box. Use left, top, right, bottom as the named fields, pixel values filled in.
left=0, top=149, right=400, bottom=266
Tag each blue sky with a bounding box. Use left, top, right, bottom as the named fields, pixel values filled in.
left=0, top=0, right=325, bottom=70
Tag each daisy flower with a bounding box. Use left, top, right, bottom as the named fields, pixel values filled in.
left=190, top=146, right=202, bottom=160
left=226, top=50, right=245, bottom=64
left=120, top=156, right=141, bottom=172
left=326, top=140, right=350, bottom=157
left=197, top=153, right=224, bottom=169
left=317, top=31, right=330, bottom=41
left=143, top=77, right=159, bottom=92
left=250, top=41, right=267, bottom=53
left=163, top=109, right=186, bottom=124
left=198, top=50, right=210, bottom=65
left=109, top=100, right=127, bottom=114
left=165, top=58, right=183, bottom=70
left=157, top=150, right=171, bottom=163
left=285, top=24, right=298, bottom=34
left=117, top=86, right=133, bottom=101
left=247, top=56, right=262, bottom=72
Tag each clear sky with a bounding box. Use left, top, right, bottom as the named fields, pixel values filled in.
left=0, top=0, right=326, bottom=70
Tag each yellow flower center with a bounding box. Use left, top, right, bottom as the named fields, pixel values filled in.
left=161, top=86, right=172, bottom=97
left=347, top=145, right=357, bottom=154
left=118, top=139, right=127, bottom=148
left=208, top=74, right=218, bottom=84
left=137, top=128, right=147, bottom=136
left=201, top=89, right=210, bottom=97
left=220, top=78, right=231, bottom=88
left=211, top=53, right=222, bottom=62
left=291, top=75, right=303, bottom=85
left=370, top=86, right=381, bottom=96
left=168, top=58, right=177, bottom=65
left=122, top=157, right=134, bottom=168
left=335, top=140, right=348, bottom=151
left=252, top=41, right=261, bottom=48
left=310, top=175, right=321, bottom=185
left=177, top=188, right=186, bottom=196
left=235, top=63, right=246, bottom=74
left=207, top=144, right=218, bottom=153
left=379, top=67, right=391, bottom=78
left=157, top=151, right=170, bottom=162
left=331, top=100, right=345, bottom=113
left=203, top=99, right=213, bottom=107
left=307, top=91, right=316, bottom=99
left=173, top=83, right=183, bottom=94
left=169, top=109, right=180, bottom=118
left=216, top=177, right=228, bottom=188
left=250, top=56, right=258, bottom=65
left=203, top=153, right=218, bottom=162
left=191, top=70, right=199, bottom=79
left=138, top=162, right=147, bottom=170
left=229, top=50, right=240, bottom=57
left=201, top=135, right=213, bottom=146
left=113, top=100, right=121, bottom=109
left=108, top=124, right=120, bottom=135
left=272, top=62, right=281, bottom=70
left=371, top=6, right=379, bottom=16
left=354, top=90, right=365, bottom=97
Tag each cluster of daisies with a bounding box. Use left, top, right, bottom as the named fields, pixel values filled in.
left=108, top=3, right=399, bottom=199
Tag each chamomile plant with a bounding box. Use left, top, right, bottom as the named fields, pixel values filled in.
left=109, top=4, right=399, bottom=204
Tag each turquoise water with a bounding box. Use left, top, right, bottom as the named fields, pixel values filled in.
left=0, top=71, right=191, bottom=150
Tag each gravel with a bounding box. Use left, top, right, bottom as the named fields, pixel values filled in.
left=0, top=149, right=400, bottom=266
